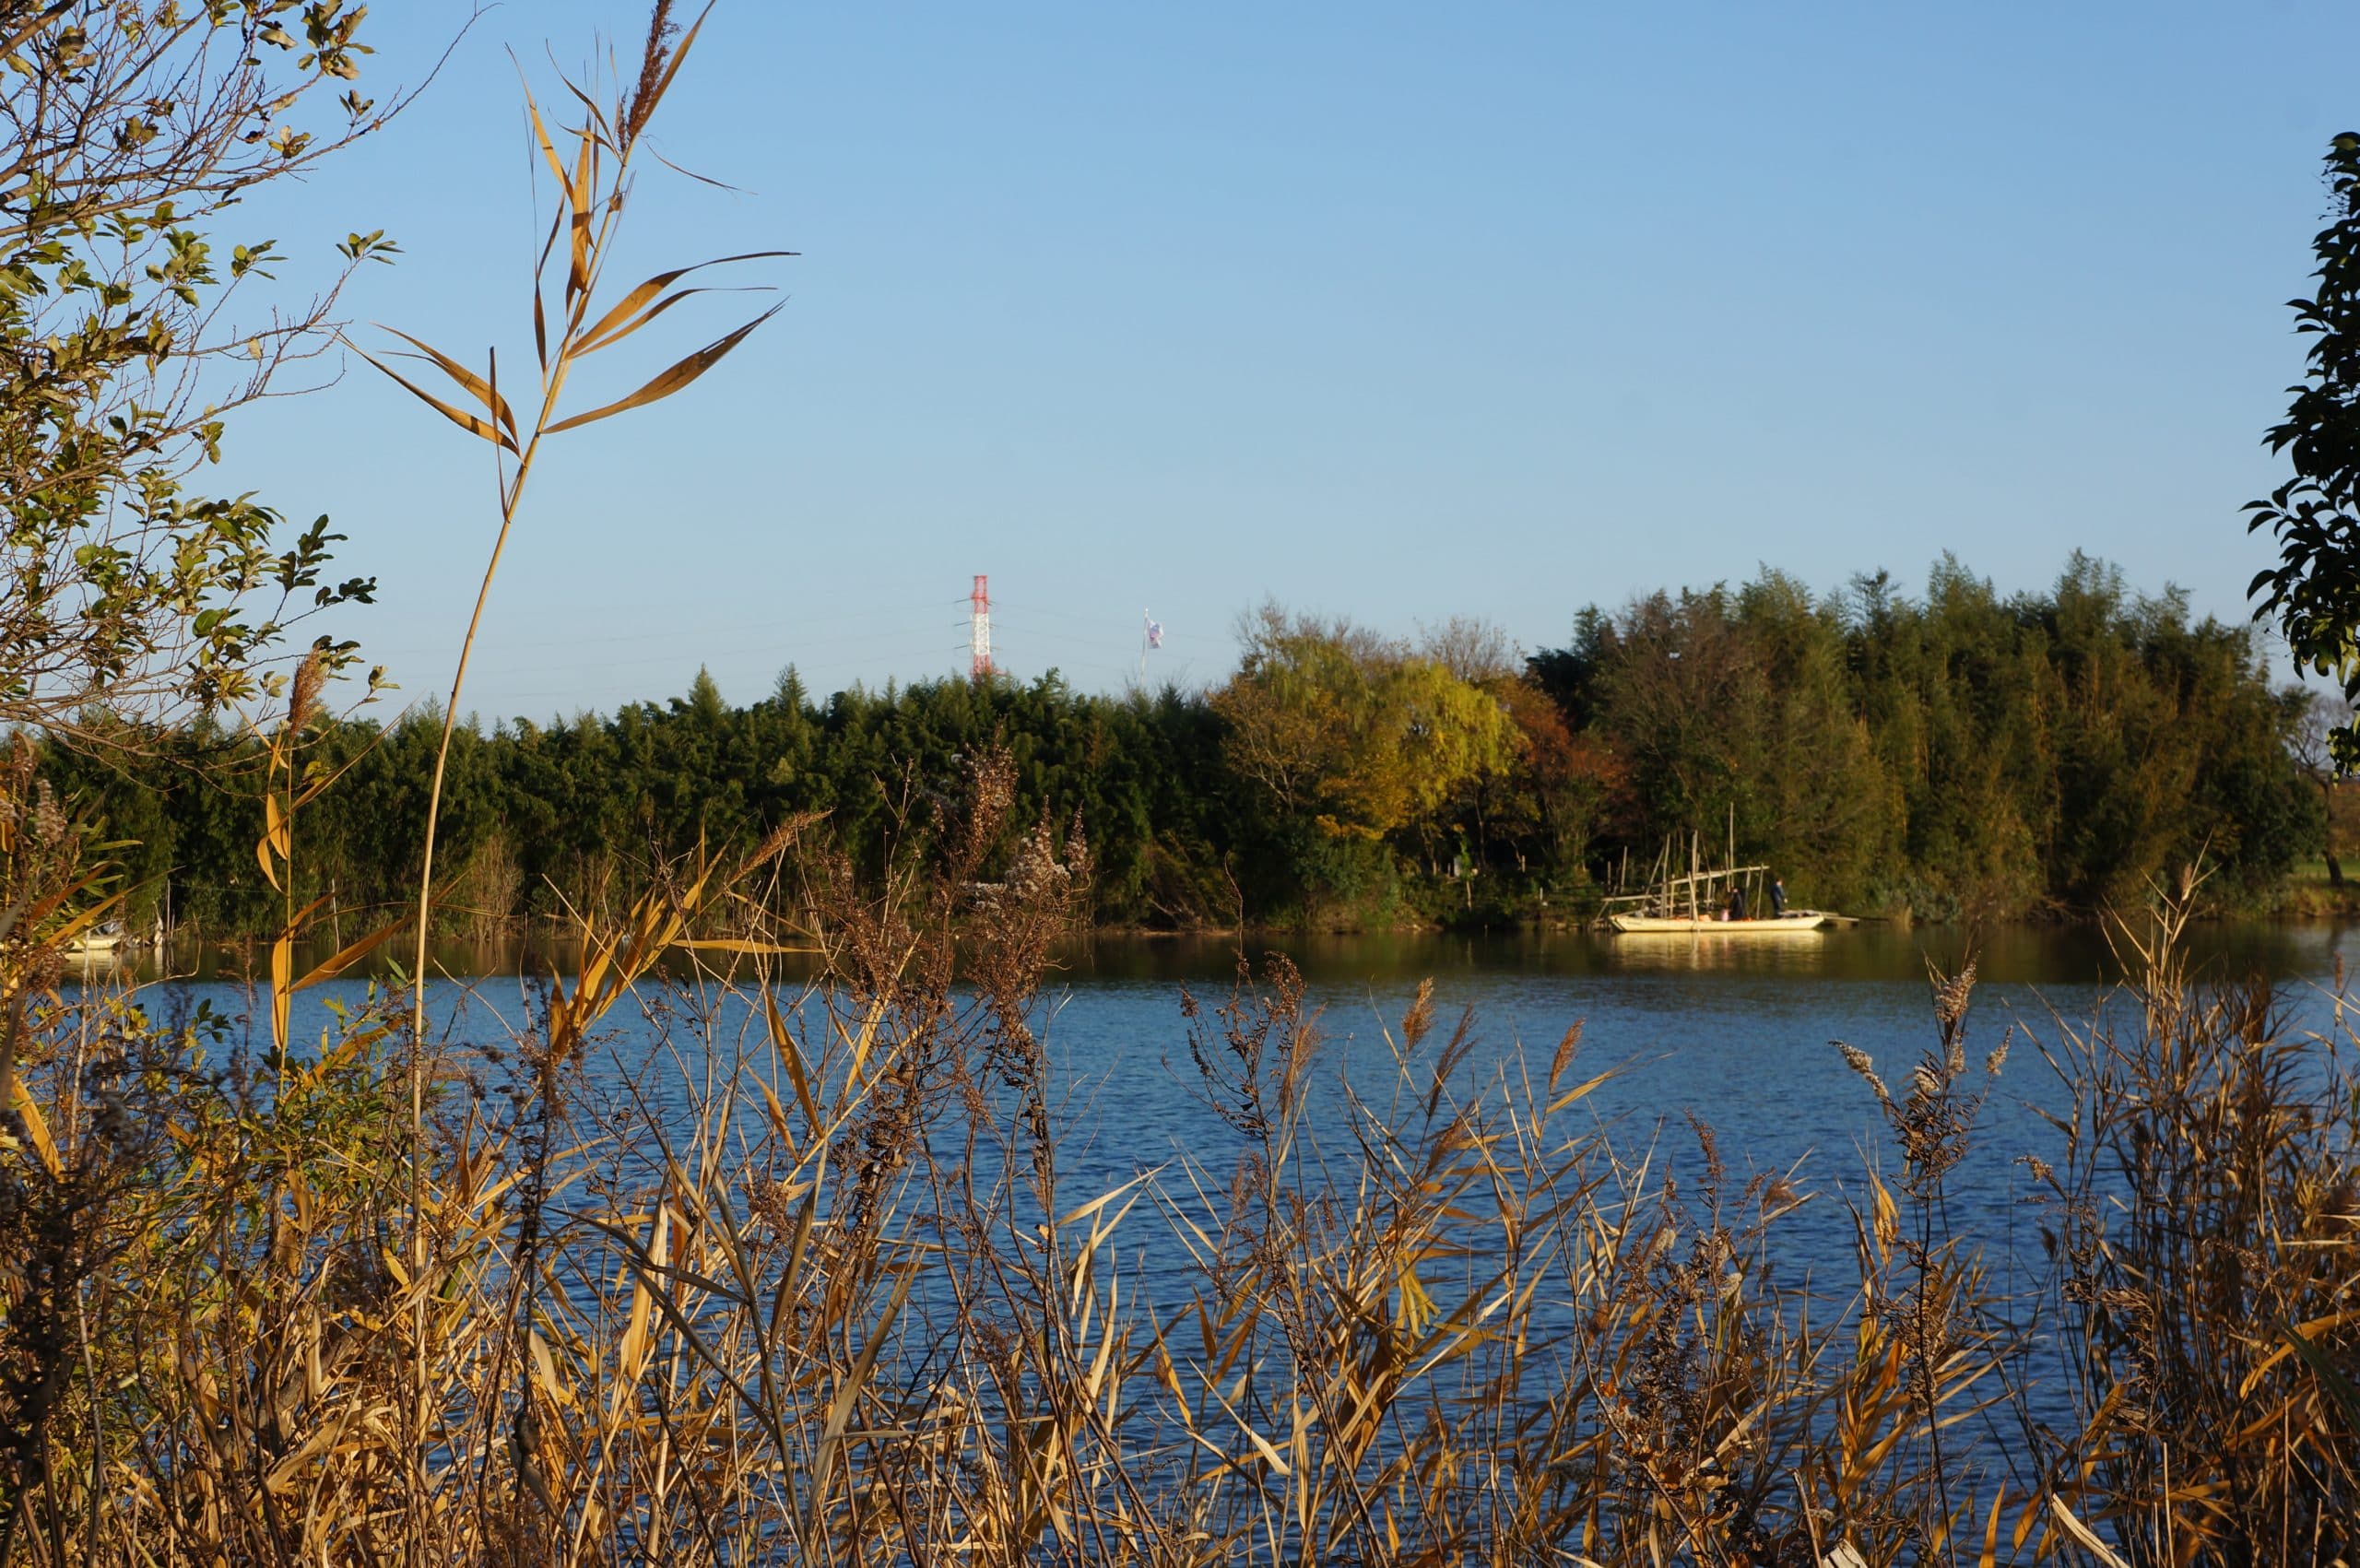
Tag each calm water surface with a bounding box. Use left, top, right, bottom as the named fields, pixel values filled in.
left=1043, top=924, right=2360, bottom=1299
left=122, top=920, right=2360, bottom=1265
left=91, top=921, right=2360, bottom=1449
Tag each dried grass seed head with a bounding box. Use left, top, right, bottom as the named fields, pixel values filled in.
left=1836, top=1041, right=1892, bottom=1108
left=287, top=646, right=325, bottom=733
left=620, top=0, right=679, bottom=148
left=1401, top=977, right=1435, bottom=1052
left=1548, top=1018, right=1584, bottom=1091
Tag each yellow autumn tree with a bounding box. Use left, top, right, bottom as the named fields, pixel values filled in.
left=1212, top=603, right=1522, bottom=843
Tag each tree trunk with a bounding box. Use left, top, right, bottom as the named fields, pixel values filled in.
left=2321, top=780, right=2343, bottom=887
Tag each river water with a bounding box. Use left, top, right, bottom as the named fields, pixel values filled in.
left=112, top=917, right=2360, bottom=1287
left=1022, top=922, right=2359, bottom=1312
left=77, top=918, right=2360, bottom=1489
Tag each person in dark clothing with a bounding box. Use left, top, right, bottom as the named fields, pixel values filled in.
left=1770, top=877, right=1787, bottom=917
left=1726, top=884, right=1747, bottom=921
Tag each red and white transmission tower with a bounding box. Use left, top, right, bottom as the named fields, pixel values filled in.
left=969, top=574, right=994, bottom=679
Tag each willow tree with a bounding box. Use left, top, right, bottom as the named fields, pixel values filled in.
left=1212, top=604, right=1521, bottom=847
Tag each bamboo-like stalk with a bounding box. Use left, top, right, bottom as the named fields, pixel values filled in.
left=357, top=3, right=793, bottom=1539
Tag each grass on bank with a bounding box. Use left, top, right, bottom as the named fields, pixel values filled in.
left=0, top=7, right=2352, bottom=1562
left=2, top=735, right=2355, bottom=1566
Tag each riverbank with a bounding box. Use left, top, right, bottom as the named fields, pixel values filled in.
left=2266, top=857, right=2360, bottom=919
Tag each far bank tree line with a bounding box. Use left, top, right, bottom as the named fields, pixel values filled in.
left=50, top=553, right=2325, bottom=935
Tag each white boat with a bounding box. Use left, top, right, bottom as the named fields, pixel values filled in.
left=65, top=922, right=127, bottom=962
left=1607, top=910, right=1830, bottom=935
left=1599, top=837, right=1843, bottom=936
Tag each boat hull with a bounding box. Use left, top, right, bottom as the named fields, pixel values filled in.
left=64, top=924, right=131, bottom=966
left=1608, top=912, right=1830, bottom=935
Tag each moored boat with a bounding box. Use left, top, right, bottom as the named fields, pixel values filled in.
left=1598, top=836, right=1845, bottom=936
left=65, top=921, right=127, bottom=963
left=1607, top=909, right=1831, bottom=934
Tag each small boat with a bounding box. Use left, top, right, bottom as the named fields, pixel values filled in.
left=1608, top=909, right=1830, bottom=935
left=1598, top=836, right=1841, bottom=936
left=65, top=921, right=127, bottom=963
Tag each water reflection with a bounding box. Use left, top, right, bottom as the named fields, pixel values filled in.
left=1593, top=929, right=1835, bottom=973
left=68, top=918, right=2360, bottom=993
left=1052, top=920, right=2360, bottom=989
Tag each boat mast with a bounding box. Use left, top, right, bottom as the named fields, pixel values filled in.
left=1688, top=831, right=1699, bottom=923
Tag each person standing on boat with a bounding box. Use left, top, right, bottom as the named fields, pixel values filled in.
left=1726, top=883, right=1748, bottom=921
left=1769, top=877, right=1787, bottom=918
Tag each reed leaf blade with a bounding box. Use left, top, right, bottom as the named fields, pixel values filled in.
left=544, top=303, right=783, bottom=433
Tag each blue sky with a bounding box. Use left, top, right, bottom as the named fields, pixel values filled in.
left=216, top=0, right=2360, bottom=721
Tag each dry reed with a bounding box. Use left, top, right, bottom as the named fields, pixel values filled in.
left=2, top=7, right=2353, bottom=1563
left=5, top=730, right=2352, bottom=1563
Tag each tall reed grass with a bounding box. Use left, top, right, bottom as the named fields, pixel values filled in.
left=1, top=8, right=2352, bottom=1563
left=2, top=732, right=2354, bottom=1564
